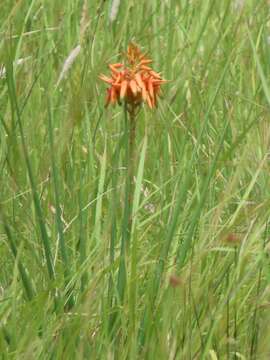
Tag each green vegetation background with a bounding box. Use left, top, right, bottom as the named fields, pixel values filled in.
left=1, top=0, right=270, bottom=358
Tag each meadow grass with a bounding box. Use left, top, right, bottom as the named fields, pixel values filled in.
left=1, top=0, right=270, bottom=358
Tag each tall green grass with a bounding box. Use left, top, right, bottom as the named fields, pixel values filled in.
left=1, top=0, right=270, bottom=358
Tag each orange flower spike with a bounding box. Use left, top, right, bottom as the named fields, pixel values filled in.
left=100, top=43, right=167, bottom=109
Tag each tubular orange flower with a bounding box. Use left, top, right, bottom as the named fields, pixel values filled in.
left=99, top=43, right=167, bottom=110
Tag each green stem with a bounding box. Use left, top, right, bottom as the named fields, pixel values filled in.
left=116, top=103, right=137, bottom=305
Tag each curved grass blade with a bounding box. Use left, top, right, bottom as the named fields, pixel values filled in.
left=5, top=54, right=55, bottom=283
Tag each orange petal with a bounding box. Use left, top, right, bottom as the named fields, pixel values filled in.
left=148, top=79, right=154, bottom=100
left=152, top=80, right=167, bottom=86
left=141, top=83, right=147, bottom=101
left=120, top=80, right=128, bottom=99
left=146, top=93, right=153, bottom=109
left=150, top=70, right=162, bottom=79
left=135, top=73, right=144, bottom=89
left=140, top=59, right=152, bottom=65
left=111, top=87, right=117, bottom=104
left=113, top=73, right=122, bottom=84
left=139, top=52, right=147, bottom=60
left=112, top=72, right=122, bottom=82
left=129, top=79, right=138, bottom=96
left=109, top=64, right=122, bottom=74
left=111, top=63, right=123, bottom=68
left=140, top=65, right=152, bottom=71
left=99, top=74, right=113, bottom=84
